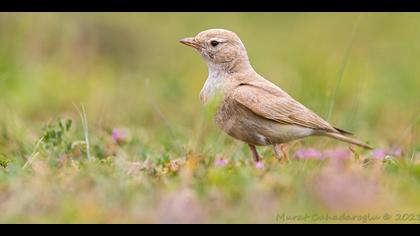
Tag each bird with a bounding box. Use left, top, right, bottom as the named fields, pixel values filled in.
left=179, top=28, right=373, bottom=163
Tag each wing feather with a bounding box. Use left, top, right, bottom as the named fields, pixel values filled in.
left=233, top=83, right=337, bottom=133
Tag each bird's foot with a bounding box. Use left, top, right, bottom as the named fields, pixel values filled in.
left=274, top=144, right=289, bottom=163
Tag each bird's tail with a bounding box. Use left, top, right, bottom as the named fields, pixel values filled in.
left=323, top=132, right=374, bottom=150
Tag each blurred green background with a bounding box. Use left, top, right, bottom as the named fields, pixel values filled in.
left=0, top=13, right=418, bottom=146
left=0, top=13, right=419, bottom=223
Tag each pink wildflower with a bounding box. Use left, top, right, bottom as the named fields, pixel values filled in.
left=214, top=158, right=229, bottom=167
left=255, top=161, right=264, bottom=169
left=295, top=148, right=323, bottom=160
left=323, top=148, right=351, bottom=160
left=371, top=149, right=387, bottom=159
left=112, top=128, right=127, bottom=143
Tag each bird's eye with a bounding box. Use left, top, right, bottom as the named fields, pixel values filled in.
left=210, top=40, right=219, bottom=47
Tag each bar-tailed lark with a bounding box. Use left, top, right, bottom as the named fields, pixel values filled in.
left=180, top=28, right=373, bottom=163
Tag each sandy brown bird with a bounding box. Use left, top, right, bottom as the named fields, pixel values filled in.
left=180, top=29, right=373, bottom=163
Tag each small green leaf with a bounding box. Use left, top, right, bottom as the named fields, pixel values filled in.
left=0, top=154, right=9, bottom=168
left=66, top=119, right=72, bottom=131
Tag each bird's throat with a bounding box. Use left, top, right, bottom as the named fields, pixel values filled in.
left=199, top=66, right=227, bottom=104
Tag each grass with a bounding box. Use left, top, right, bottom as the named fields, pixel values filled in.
left=73, top=103, right=92, bottom=161
left=326, top=13, right=361, bottom=121
left=0, top=13, right=419, bottom=223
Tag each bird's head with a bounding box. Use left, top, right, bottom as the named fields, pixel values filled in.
left=180, top=29, right=250, bottom=72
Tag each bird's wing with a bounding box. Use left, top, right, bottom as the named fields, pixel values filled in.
left=232, top=82, right=338, bottom=133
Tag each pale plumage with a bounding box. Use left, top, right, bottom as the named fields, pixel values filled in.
left=180, top=29, right=373, bottom=163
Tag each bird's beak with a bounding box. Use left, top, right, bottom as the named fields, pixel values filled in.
left=179, top=37, right=201, bottom=49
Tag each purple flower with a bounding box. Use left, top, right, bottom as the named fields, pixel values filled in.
left=112, top=128, right=127, bottom=143
left=214, top=158, right=229, bottom=167
left=391, top=148, right=402, bottom=157
left=371, top=149, right=387, bottom=159
left=323, top=148, right=351, bottom=160
left=255, top=161, right=264, bottom=169
left=371, top=147, right=403, bottom=159
left=295, top=148, right=323, bottom=160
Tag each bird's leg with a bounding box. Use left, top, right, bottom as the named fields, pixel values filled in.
left=280, top=144, right=290, bottom=162
left=273, top=144, right=289, bottom=162
left=248, top=144, right=260, bottom=163
left=272, top=144, right=281, bottom=160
